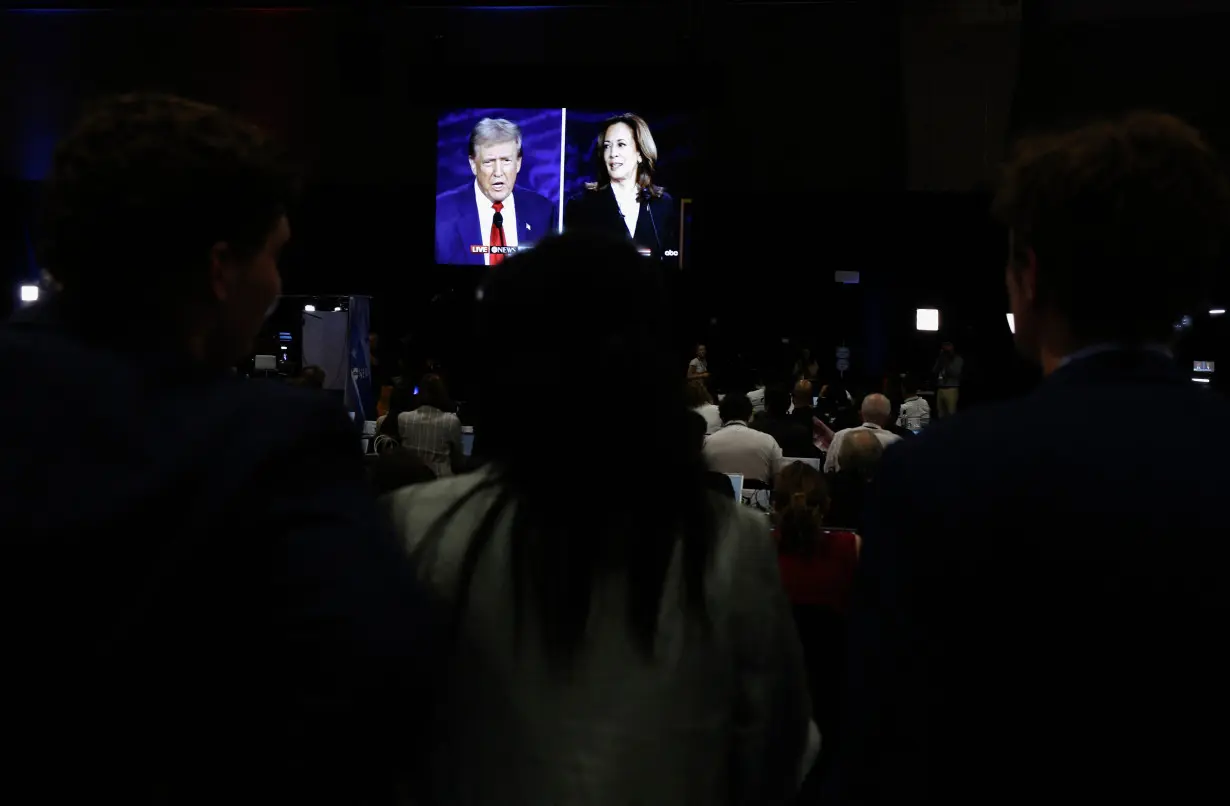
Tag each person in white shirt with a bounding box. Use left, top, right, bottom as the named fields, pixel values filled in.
left=685, top=379, right=723, bottom=435
left=687, top=343, right=710, bottom=382
left=384, top=232, right=810, bottom=806
left=703, top=393, right=784, bottom=484
left=747, top=383, right=766, bottom=416
left=400, top=374, right=463, bottom=478
left=824, top=393, right=902, bottom=473
left=897, top=375, right=931, bottom=432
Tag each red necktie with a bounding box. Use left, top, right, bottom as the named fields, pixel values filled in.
left=489, top=202, right=505, bottom=266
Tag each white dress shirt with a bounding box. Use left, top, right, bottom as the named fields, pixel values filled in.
left=612, top=185, right=641, bottom=238
left=823, top=423, right=902, bottom=473
left=898, top=396, right=931, bottom=430
left=703, top=421, right=784, bottom=484
left=475, top=181, right=519, bottom=267
left=399, top=405, right=463, bottom=478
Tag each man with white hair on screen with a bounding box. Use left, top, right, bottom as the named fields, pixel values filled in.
left=823, top=393, right=902, bottom=473
left=435, top=117, right=557, bottom=266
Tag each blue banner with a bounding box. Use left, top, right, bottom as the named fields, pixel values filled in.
left=345, top=296, right=375, bottom=420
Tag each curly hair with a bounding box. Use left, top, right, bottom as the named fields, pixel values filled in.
left=992, top=111, right=1230, bottom=345
left=38, top=92, right=296, bottom=302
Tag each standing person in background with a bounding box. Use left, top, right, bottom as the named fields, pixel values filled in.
left=932, top=341, right=963, bottom=417
left=793, top=348, right=820, bottom=383
left=1, top=92, right=437, bottom=804
left=834, top=111, right=1230, bottom=806
left=385, top=231, right=810, bottom=806
left=687, top=342, right=710, bottom=383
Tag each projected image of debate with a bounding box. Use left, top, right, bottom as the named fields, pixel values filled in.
left=434, top=107, right=695, bottom=267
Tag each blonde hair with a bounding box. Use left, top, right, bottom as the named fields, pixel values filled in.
left=584, top=113, right=664, bottom=199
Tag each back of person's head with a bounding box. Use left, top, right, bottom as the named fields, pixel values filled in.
left=718, top=391, right=753, bottom=424
left=840, top=428, right=885, bottom=480
left=773, top=462, right=832, bottom=556
left=684, top=378, right=712, bottom=408
left=992, top=111, right=1230, bottom=354
left=379, top=384, right=417, bottom=439
left=418, top=374, right=451, bottom=410
left=39, top=93, right=296, bottom=365
left=440, top=230, right=716, bottom=662
left=764, top=385, right=791, bottom=417
left=860, top=393, right=892, bottom=426
left=901, top=373, right=920, bottom=396
left=792, top=379, right=814, bottom=408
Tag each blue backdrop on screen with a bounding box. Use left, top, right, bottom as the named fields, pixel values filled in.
left=435, top=108, right=563, bottom=207
left=561, top=110, right=695, bottom=201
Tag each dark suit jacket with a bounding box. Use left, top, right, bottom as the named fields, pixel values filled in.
left=832, top=349, right=1230, bottom=805
left=0, top=299, right=440, bottom=803
left=563, top=185, right=680, bottom=264
left=434, top=181, right=556, bottom=265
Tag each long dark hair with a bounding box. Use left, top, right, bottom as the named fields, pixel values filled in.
left=583, top=113, right=666, bottom=200
left=378, top=383, right=415, bottom=440
left=420, top=231, right=715, bottom=662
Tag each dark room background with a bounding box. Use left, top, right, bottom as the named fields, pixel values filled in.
left=2, top=1, right=1226, bottom=403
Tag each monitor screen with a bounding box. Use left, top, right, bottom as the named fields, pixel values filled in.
left=435, top=108, right=695, bottom=268
left=725, top=473, right=744, bottom=503
left=1194, top=360, right=1215, bottom=373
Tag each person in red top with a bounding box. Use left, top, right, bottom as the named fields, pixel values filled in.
left=772, top=462, right=861, bottom=612
left=772, top=460, right=861, bottom=792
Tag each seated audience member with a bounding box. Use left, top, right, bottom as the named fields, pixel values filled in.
left=401, top=374, right=464, bottom=477
left=365, top=447, right=436, bottom=496
left=823, top=393, right=901, bottom=473
left=835, top=113, right=1230, bottom=806
left=816, top=381, right=858, bottom=431
left=374, top=383, right=415, bottom=454
left=753, top=385, right=821, bottom=458
left=385, top=231, right=810, bottom=806
left=824, top=429, right=884, bottom=532
left=789, top=379, right=816, bottom=432
left=703, top=392, right=785, bottom=485
left=687, top=410, right=737, bottom=499
left=773, top=463, right=862, bottom=610
left=773, top=461, right=861, bottom=795
left=897, top=375, right=931, bottom=431
left=685, top=378, right=723, bottom=434
left=0, top=93, right=436, bottom=802
left=747, top=378, right=767, bottom=416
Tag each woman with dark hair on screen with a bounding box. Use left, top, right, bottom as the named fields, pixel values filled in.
left=563, top=113, right=680, bottom=263
left=384, top=231, right=810, bottom=806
